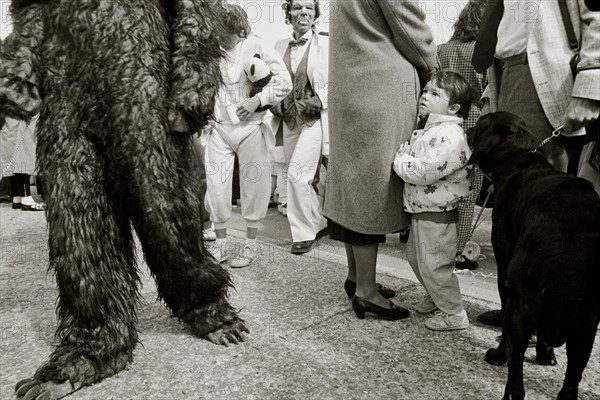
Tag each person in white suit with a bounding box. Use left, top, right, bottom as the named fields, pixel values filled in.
left=271, top=0, right=329, bottom=254
left=205, top=4, right=291, bottom=268
left=472, top=0, right=600, bottom=327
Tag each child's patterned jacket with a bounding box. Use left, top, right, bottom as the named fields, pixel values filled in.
left=393, top=114, right=472, bottom=213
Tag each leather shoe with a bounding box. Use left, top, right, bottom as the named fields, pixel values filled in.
left=291, top=240, right=314, bottom=254
left=477, top=309, right=502, bottom=327
left=352, top=296, right=409, bottom=320
left=344, top=278, right=395, bottom=299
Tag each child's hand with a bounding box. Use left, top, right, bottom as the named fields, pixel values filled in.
left=396, top=142, right=410, bottom=157
left=236, top=97, right=260, bottom=120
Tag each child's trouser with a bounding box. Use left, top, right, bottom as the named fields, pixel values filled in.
left=204, top=123, right=271, bottom=230
left=407, top=210, right=464, bottom=315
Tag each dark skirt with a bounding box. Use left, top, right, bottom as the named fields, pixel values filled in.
left=327, top=218, right=386, bottom=246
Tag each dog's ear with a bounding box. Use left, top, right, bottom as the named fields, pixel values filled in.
left=467, top=113, right=502, bottom=167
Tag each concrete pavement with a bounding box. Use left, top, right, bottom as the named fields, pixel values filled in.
left=1, top=201, right=599, bottom=400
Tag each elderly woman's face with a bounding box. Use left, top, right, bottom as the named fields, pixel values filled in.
left=290, top=0, right=316, bottom=37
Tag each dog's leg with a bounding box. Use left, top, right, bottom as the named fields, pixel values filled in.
left=485, top=242, right=511, bottom=366
left=534, top=332, right=557, bottom=366
left=502, top=297, right=532, bottom=400
left=557, top=319, right=599, bottom=400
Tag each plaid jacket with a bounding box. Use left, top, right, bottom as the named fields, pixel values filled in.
left=437, top=39, right=488, bottom=133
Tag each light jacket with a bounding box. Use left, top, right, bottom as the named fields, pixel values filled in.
left=483, top=0, right=600, bottom=134
left=393, top=114, right=472, bottom=213
left=214, top=35, right=291, bottom=149
left=271, top=30, right=329, bottom=156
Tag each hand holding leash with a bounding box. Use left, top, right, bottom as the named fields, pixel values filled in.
left=562, top=97, right=600, bottom=135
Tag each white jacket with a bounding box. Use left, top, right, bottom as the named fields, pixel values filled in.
left=271, top=30, right=330, bottom=156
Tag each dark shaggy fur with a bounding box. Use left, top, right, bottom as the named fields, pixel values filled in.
left=1, top=1, right=248, bottom=399
left=468, top=112, right=600, bottom=400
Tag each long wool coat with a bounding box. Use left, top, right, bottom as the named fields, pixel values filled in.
left=323, top=0, right=437, bottom=235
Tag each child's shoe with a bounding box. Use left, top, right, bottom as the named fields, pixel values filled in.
left=230, top=242, right=259, bottom=268
left=208, top=242, right=228, bottom=264
left=425, top=310, right=469, bottom=331
left=203, top=224, right=217, bottom=241
left=414, top=294, right=438, bottom=314
left=277, top=203, right=287, bottom=217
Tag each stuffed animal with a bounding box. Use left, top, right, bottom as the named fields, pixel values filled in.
left=1, top=1, right=248, bottom=399
left=243, top=53, right=273, bottom=112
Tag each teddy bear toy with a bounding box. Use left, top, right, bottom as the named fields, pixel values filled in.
left=243, top=53, right=273, bottom=112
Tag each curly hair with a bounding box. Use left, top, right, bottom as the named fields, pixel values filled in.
left=218, top=2, right=252, bottom=38
left=430, top=71, right=476, bottom=120
left=282, top=0, right=320, bottom=25
left=452, top=0, right=487, bottom=42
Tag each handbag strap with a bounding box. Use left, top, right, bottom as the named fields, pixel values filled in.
left=558, top=0, right=579, bottom=51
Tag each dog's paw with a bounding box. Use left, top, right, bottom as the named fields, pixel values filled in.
left=485, top=347, right=507, bottom=366
left=15, top=377, right=74, bottom=400
left=535, top=347, right=557, bottom=366
left=206, top=320, right=249, bottom=347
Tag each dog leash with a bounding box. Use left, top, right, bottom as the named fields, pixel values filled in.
left=529, top=125, right=564, bottom=154
left=469, top=173, right=493, bottom=239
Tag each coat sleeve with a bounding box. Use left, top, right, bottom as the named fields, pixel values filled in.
left=255, top=41, right=292, bottom=108
left=377, top=0, right=438, bottom=80
left=0, top=3, right=44, bottom=122
left=167, top=0, right=225, bottom=133
left=572, top=0, right=600, bottom=101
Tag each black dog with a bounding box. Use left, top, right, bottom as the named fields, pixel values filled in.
left=468, top=112, right=600, bottom=400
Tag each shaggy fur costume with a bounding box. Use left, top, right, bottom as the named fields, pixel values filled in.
left=1, top=1, right=248, bottom=399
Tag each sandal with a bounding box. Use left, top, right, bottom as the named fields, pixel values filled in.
left=21, top=202, right=46, bottom=211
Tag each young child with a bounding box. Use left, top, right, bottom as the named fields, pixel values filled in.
left=393, top=71, right=475, bottom=331
left=205, top=4, right=291, bottom=267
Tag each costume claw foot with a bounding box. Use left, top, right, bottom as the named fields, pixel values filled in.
left=206, top=321, right=249, bottom=347
left=15, top=378, right=76, bottom=400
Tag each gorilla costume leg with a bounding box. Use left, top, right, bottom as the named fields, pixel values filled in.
left=16, top=102, right=140, bottom=398
left=117, top=102, right=246, bottom=343
left=2, top=1, right=248, bottom=399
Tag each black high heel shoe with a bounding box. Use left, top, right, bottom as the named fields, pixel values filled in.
left=352, top=296, right=409, bottom=320
left=344, top=278, right=396, bottom=299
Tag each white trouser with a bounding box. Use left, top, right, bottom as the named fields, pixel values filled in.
left=271, top=146, right=288, bottom=205
left=283, top=121, right=323, bottom=242
left=204, top=123, right=271, bottom=230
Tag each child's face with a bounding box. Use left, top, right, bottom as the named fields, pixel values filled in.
left=418, top=80, right=455, bottom=120
left=218, top=33, right=243, bottom=51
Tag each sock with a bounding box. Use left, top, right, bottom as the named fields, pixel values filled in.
left=12, top=196, right=21, bottom=204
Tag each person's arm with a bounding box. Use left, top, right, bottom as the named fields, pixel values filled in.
left=0, top=4, right=44, bottom=122
left=167, top=0, right=224, bottom=133
left=393, top=126, right=468, bottom=186
left=255, top=42, right=293, bottom=109
left=237, top=39, right=292, bottom=119
left=563, top=0, right=600, bottom=134
left=377, top=0, right=438, bottom=80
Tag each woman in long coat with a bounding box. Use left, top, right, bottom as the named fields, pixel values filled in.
left=323, top=0, right=437, bottom=318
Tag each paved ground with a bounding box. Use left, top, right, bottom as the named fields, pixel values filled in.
left=1, top=197, right=599, bottom=400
